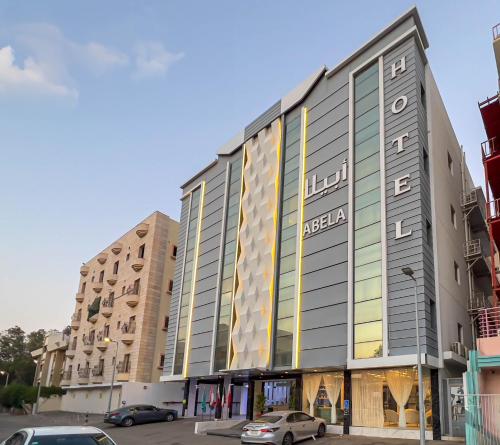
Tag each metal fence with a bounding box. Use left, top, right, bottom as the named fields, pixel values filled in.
left=465, top=394, right=500, bottom=445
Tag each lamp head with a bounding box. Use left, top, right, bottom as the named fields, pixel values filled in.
left=0, top=371, right=4, bottom=375
left=104, top=337, right=112, bottom=343
left=401, top=267, right=414, bottom=277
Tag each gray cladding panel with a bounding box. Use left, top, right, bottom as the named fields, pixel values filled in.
left=383, top=37, right=437, bottom=357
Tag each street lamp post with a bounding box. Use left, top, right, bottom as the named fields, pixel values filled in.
left=402, top=267, right=426, bottom=445
left=104, top=338, right=118, bottom=415
left=0, top=371, right=9, bottom=387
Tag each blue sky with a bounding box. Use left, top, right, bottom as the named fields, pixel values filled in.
left=1, top=0, right=499, bottom=332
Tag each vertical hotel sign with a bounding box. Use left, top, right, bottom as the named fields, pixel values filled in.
left=388, top=56, right=413, bottom=239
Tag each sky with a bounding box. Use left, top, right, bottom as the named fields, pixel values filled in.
left=0, top=0, right=499, bottom=333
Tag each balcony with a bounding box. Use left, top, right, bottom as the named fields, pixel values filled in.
left=111, top=242, right=123, bottom=255
left=107, top=274, right=118, bottom=286
left=61, top=370, right=72, bottom=386
left=131, top=257, right=145, bottom=272
left=66, top=346, right=76, bottom=358
left=97, top=252, right=108, bottom=265
left=75, top=292, right=84, bottom=303
left=92, top=282, right=103, bottom=293
left=80, top=265, right=89, bottom=277
left=77, top=368, right=90, bottom=384
left=82, top=340, right=94, bottom=355
left=116, top=362, right=130, bottom=381
left=71, top=313, right=81, bottom=330
left=88, top=313, right=99, bottom=324
left=121, top=322, right=136, bottom=345
left=477, top=306, right=500, bottom=357
left=101, top=298, right=114, bottom=318
left=96, top=340, right=108, bottom=351
left=125, top=290, right=140, bottom=307
left=136, top=223, right=149, bottom=238
left=91, top=367, right=104, bottom=384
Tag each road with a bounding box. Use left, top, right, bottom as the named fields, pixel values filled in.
left=0, top=412, right=462, bottom=445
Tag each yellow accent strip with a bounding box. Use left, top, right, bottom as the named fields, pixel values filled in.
left=226, top=145, right=246, bottom=369
left=267, top=120, right=282, bottom=367
left=183, top=181, right=205, bottom=378
left=294, top=108, right=308, bottom=369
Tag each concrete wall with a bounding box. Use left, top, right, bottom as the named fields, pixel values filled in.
left=61, top=387, right=122, bottom=414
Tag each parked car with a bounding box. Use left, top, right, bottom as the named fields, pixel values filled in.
left=241, top=411, right=326, bottom=445
left=0, top=426, right=116, bottom=445
left=104, top=404, right=177, bottom=427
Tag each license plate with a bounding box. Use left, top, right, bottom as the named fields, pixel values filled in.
left=248, top=431, right=260, bottom=436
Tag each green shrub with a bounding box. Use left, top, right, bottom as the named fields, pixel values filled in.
left=0, top=385, right=63, bottom=408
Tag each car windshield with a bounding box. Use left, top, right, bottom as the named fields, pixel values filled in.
left=253, top=416, right=282, bottom=424
left=29, top=434, right=114, bottom=445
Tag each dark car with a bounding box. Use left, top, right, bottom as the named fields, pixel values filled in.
left=104, top=404, right=177, bottom=427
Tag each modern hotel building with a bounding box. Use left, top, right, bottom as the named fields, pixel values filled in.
left=162, top=8, right=489, bottom=440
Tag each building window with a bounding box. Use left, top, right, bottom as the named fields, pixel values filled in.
left=126, top=253, right=130, bottom=261
left=273, top=114, right=302, bottom=368
left=426, top=220, right=433, bottom=247
left=172, top=245, right=177, bottom=258
left=163, top=316, right=169, bottom=331
left=353, top=62, right=383, bottom=360
left=214, top=158, right=243, bottom=371
left=99, top=270, right=104, bottom=283
left=174, top=186, right=203, bottom=375
left=429, top=299, right=436, bottom=329
left=104, top=324, right=110, bottom=338
left=138, top=244, right=145, bottom=259
left=122, top=286, right=126, bottom=295
left=454, top=261, right=461, bottom=284
left=447, top=152, right=454, bottom=175
left=133, top=278, right=140, bottom=295
left=159, top=354, right=165, bottom=368
left=458, top=323, right=464, bottom=344
left=122, top=354, right=131, bottom=372
left=113, top=261, right=119, bottom=274
left=81, top=282, right=86, bottom=293
left=450, top=205, right=457, bottom=229
left=303, top=372, right=344, bottom=425
left=117, top=321, right=121, bottom=329
left=168, top=280, right=173, bottom=293
left=351, top=368, right=432, bottom=430
left=420, top=83, right=426, bottom=109
left=422, top=147, right=429, bottom=174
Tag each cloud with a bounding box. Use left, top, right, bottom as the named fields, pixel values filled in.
left=133, top=41, right=184, bottom=78
left=0, top=46, right=77, bottom=98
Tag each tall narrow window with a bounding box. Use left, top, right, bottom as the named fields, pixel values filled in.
left=274, top=115, right=301, bottom=368
left=133, top=278, right=140, bottom=295
left=214, top=157, right=243, bottom=371
left=172, top=245, right=178, bottom=258
left=457, top=323, right=464, bottom=343
left=447, top=152, right=454, bottom=175
left=454, top=261, right=461, bottom=284
left=81, top=282, right=86, bottom=293
left=138, top=244, right=145, bottom=259
left=173, top=187, right=203, bottom=375
left=113, top=261, right=119, bottom=274
left=99, top=270, right=104, bottom=283
left=450, top=205, right=457, bottom=229
left=353, top=62, right=383, bottom=359
left=426, top=220, right=433, bottom=247
left=168, top=280, right=173, bottom=293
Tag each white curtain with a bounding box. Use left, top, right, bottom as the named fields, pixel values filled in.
left=323, top=374, right=342, bottom=424
left=352, top=371, right=384, bottom=428
left=303, top=374, right=322, bottom=416
left=385, top=368, right=415, bottom=428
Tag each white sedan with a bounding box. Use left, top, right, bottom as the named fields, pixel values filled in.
left=0, top=426, right=117, bottom=445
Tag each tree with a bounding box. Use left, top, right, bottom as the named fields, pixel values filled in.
left=0, top=326, right=46, bottom=386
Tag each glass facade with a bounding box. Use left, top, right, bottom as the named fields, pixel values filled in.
left=352, top=368, right=432, bottom=429
left=214, top=157, right=243, bottom=371
left=353, top=62, right=383, bottom=360
left=173, top=187, right=202, bottom=375
left=274, top=115, right=301, bottom=367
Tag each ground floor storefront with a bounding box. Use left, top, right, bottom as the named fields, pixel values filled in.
left=182, top=365, right=467, bottom=440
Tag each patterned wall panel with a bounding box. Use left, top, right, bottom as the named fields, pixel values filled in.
left=230, top=119, right=281, bottom=370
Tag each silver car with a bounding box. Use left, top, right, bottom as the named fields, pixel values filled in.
left=241, top=411, right=326, bottom=445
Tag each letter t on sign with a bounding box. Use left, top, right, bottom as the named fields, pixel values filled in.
left=392, top=133, right=409, bottom=154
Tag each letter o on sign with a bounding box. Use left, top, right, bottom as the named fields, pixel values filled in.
left=391, top=95, right=408, bottom=114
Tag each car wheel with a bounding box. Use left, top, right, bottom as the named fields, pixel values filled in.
left=282, top=432, right=294, bottom=445
left=317, top=423, right=326, bottom=437
left=165, top=413, right=175, bottom=422
left=121, top=417, right=134, bottom=427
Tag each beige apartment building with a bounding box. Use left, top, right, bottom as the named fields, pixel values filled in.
left=31, top=330, right=70, bottom=388
left=61, top=211, right=184, bottom=413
